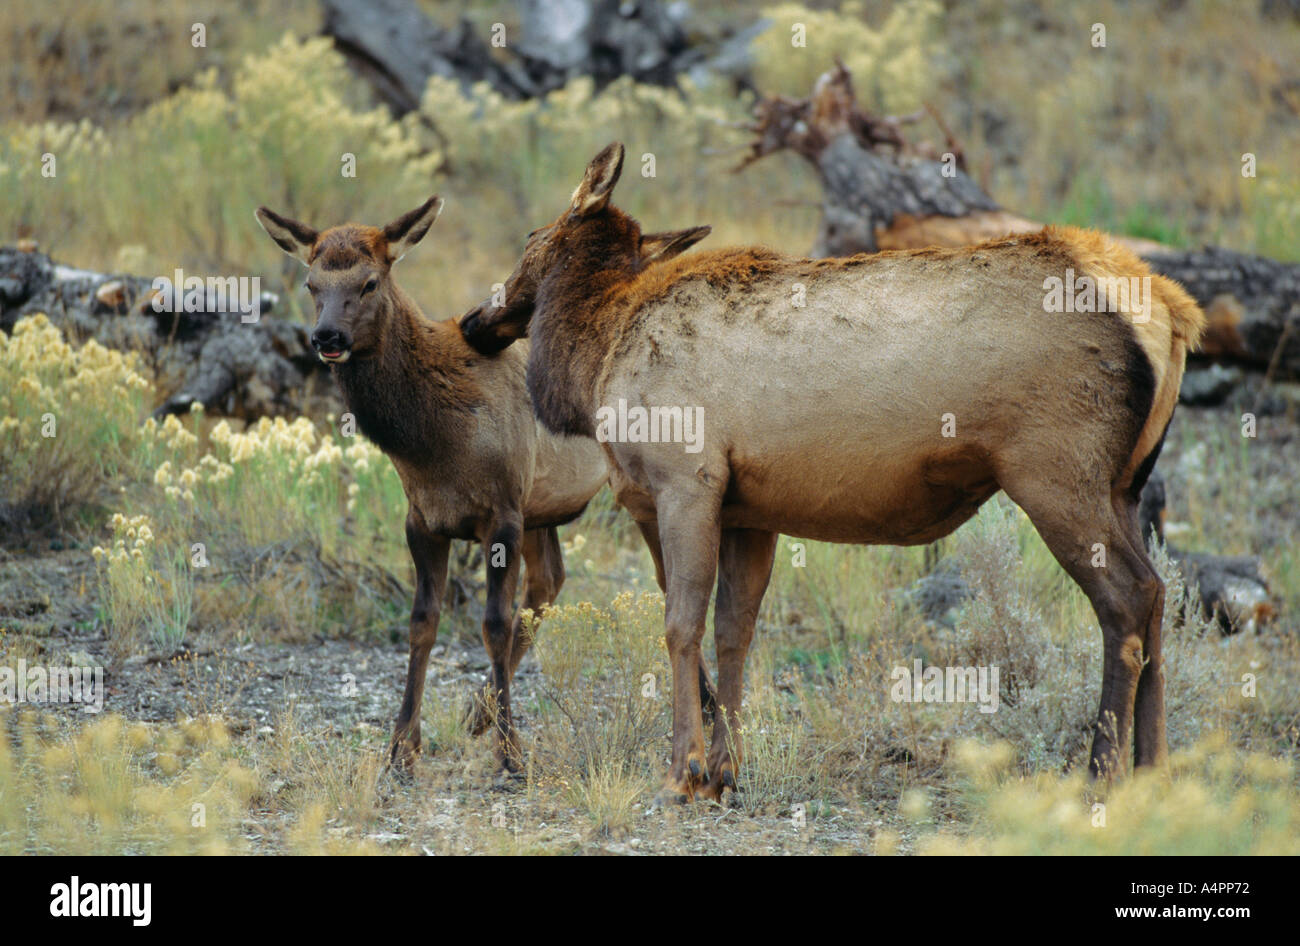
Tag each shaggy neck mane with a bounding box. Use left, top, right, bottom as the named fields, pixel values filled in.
left=334, top=287, right=479, bottom=464
left=527, top=232, right=640, bottom=438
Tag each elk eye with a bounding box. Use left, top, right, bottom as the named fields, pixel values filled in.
left=304, top=282, right=316, bottom=294
left=361, top=278, right=378, bottom=295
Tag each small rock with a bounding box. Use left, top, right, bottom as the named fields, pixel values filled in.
left=903, top=560, right=970, bottom=628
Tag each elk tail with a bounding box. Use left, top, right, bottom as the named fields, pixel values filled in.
left=1043, top=225, right=1207, bottom=497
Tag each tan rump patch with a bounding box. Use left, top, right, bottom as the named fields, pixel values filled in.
left=1033, top=225, right=1207, bottom=487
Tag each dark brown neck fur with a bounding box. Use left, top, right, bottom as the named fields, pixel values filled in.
left=334, top=287, right=481, bottom=464
left=527, top=216, right=643, bottom=437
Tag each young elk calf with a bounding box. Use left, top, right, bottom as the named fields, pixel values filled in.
left=255, top=198, right=712, bottom=776
left=461, top=144, right=1207, bottom=804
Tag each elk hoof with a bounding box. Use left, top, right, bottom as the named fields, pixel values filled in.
left=491, top=769, right=526, bottom=793
left=650, top=789, right=692, bottom=809
left=386, top=741, right=419, bottom=780
left=687, top=755, right=709, bottom=786
left=696, top=764, right=739, bottom=805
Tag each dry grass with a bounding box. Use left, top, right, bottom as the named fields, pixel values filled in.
left=2, top=0, right=1298, bottom=854
left=919, top=735, right=1299, bottom=855
left=925, top=0, right=1300, bottom=256
left=0, top=0, right=319, bottom=124
left=525, top=593, right=670, bottom=833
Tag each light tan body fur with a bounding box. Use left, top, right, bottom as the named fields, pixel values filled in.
left=604, top=231, right=1198, bottom=546
left=386, top=334, right=608, bottom=540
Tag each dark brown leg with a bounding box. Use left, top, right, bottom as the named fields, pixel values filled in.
left=467, top=526, right=564, bottom=736
left=479, top=515, right=524, bottom=773
left=698, top=529, right=777, bottom=803
left=389, top=509, right=450, bottom=770
left=1115, top=494, right=1168, bottom=769
left=1002, top=477, right=1163, bottom=780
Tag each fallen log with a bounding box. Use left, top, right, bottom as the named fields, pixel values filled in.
left=0, top=244, right=339, bottom=420
left=739, top=63, right=1300, bottom=382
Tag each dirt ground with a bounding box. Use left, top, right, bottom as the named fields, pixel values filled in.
left=2, top=387, right=1296, bottom=854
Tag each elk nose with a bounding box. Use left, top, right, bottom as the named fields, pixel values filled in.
left=311, top=326, right=349, bottom=354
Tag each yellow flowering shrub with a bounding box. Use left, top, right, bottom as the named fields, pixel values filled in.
left=0, top=34, right=437, bottom=293
left=0, top=314, right=152, bottom=528
left=1, top=713, right=258, bottom=855
left=131, top=411, right=409, bottom=638
left=91, top=512, right=191, bottom=658
left=916, top=735, right=1300, bottom=855
left=750, top=0, right=942, bottom=111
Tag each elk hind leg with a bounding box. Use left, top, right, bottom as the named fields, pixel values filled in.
left=467, top=526, right=564, bottom=736
left=389, top=514, right=450, bottom=772
left=698, top=529, right=777, bottom=804
left=1114, top=492, right=1168, bottom=768
left=1002, top=478, right=1161, bottom=780
left=479, top=517, right=524, bottom=773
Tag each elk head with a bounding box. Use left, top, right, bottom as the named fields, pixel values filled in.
left=459, top=142, right=711, bottom=355
left=255, top=197, right=444, bottom=364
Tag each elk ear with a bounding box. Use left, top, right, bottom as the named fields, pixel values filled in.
left=255, top=206, right=318, bottom=266
left=570, top=142, right=625, bottom=217
left=639, top=225, right=712, bottom=264
left=383, top=195, right=444, bottom=263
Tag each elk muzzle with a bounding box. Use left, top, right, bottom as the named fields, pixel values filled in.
left=459, top=301, right=521, bottom=355
left=311, top=323, right=352, bottom=364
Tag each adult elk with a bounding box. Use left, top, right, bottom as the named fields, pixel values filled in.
left=255, top=197, right=711, bottom=776
left=461, top=143, right=1207, bottom=803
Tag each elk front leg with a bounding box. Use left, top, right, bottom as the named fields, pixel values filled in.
left=653, top=494, right=721, bottom=806
left=480, top=516, right=524, bottom=774
left=635, top=518, right=720, bottom=724
left=389, top=512, right=450, bottom=771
